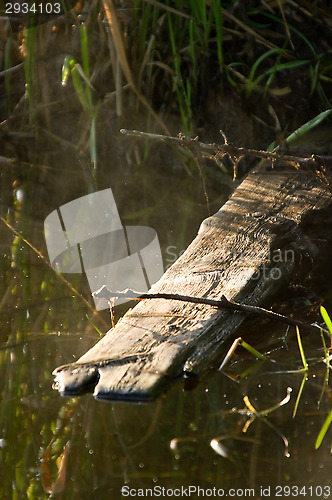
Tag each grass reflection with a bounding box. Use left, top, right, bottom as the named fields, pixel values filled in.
left=1, top=1, right=332, bottom=495
left=0, top=322, right=332, bottom=497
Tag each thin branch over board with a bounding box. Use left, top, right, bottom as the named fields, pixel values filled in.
left=93, top=285, right=320, bottom=332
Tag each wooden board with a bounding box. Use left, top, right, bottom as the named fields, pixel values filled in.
left=52, top=162, right=332, bottom=401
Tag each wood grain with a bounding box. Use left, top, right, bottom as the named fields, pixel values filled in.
left=53, top=163, right=332, bottom=401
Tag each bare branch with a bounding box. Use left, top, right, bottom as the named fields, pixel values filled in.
left=120, top=128, right=332, bottom=170
left=93, top=285, right=320, bottom=332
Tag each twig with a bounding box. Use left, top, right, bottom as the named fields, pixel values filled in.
left=93, top=285, right=320, bottom=331
left=120, top=129, right=332, bottom=170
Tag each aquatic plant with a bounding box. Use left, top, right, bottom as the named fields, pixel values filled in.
left=315, top=306, right=332, bottom=449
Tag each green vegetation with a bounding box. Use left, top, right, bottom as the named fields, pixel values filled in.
left=0, top=2, right=332, bottom=495
left=61, top=23, right=99, bottom=185
left=315, top=306, right=332, bottom=449
left=3, top=1, right=332, bottom=149
left=219, top=308, right=332, bottom=452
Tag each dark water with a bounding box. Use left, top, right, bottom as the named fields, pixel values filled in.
left=0, top=151, right=331, bottom=500
left=1, top=323, right=332, bottom=499
left=1, top=3, right=332, bottom=498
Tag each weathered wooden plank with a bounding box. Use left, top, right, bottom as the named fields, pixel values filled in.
left=52, top=163, right=332, bottom=401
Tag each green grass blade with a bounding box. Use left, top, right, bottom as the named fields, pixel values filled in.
left=248, top=48, right=285, bottom=84
left=268, top=60, right=309, bottom=72
left=189, top=0, right=207, bottom=34
left=296, top=325, right=308, bottom=371
left=320, top=329, right=330, bottom=368
left=80, top=24, right=90, bottom=80
left=318, top=329, right=330, bottom=407
left=309, top=60, right=320, bottom=96
left=320, top=305, right=332, bottom=337
left=315, top=409, right=332, bottom=449
left=285, top=109, right=332, bottom=145
left=250, top=58, right=309, bottom=94
left=90, top=112, right=98, bottom=184
left=71, top=65, right=87, bottom=108
left=80, top=23, right=94, bottom=115
left=86, top=314, right=103, bottom=336
left=254, top=59, right=309, bottom=86
left=246, top=48, right=286, bottom=95
left=211, top=0, right=223, bottom=68
left=218, top=337, right=267, bottom=373
left=260, top=11, right=316, bottom=55
left=292, top=372, right=307, bottom=418
left=240, top=340, right=268, bottom=361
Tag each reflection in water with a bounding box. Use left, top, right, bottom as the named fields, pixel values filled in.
left=1, top=3, right=332, bottom=496
left=0, top=79, right=331, bottom=500
left=0, top=292, right=331, bottom=497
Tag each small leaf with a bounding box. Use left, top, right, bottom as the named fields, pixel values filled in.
left=80, top=24, right=90, bottom=79
left=61, top=55, right=74, bottom=86
left=86, top=314, right=103, bottom=336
